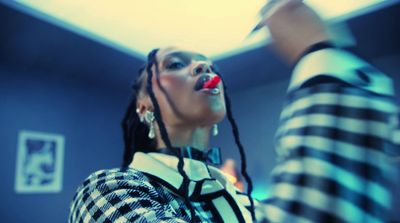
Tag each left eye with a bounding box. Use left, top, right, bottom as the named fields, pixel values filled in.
left=167, top=62, right=185, bottom=70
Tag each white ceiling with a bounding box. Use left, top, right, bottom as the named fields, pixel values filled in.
left=9, top=0, right=394, bottom=60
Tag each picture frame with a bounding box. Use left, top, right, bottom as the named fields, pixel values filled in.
left=15, top=130, right=65, bottom=193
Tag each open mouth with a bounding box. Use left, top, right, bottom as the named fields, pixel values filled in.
left=194, top=75, right=221, bottom=91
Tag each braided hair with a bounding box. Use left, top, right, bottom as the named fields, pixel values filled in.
left=121, top=49, right=255, bottom=221
left=217, top=72, right=256, bottom=220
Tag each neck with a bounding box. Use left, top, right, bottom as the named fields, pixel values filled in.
left=155, top=125, right=211, bottom=151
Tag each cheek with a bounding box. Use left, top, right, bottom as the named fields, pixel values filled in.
left=157, top=74, right=188, bottom=91
left=155, top=74, right=192, bottom=104
left=151, top=74, right=192, bottom=113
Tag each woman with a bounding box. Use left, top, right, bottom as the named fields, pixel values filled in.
left=69, top=1, right=398, bottom=222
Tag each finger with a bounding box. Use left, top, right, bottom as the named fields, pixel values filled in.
left=260, top=0, right=304, bottom=19
left=247, top=0, right=304, bottom=38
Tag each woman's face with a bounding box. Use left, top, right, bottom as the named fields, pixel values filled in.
left=140, top=47, right=226, bottom=128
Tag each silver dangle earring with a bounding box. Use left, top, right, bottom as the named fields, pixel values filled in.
left=144, top=111, right=155, bottom=139
left=136, top=108, right=144, bottom=123
left=212, top=124, right=218, bottom=136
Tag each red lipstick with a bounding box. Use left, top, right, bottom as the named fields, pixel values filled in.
left=203, top=76, right=221, bottom=89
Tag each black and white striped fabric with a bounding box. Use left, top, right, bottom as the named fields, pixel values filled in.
left=258, top=48, right=398, bottom=223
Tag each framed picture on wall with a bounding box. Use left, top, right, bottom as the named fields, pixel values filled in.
left=15, top=130, right=65, bottom=193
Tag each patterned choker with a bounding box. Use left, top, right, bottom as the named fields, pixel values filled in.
left=157, top=146, right=222, bottom=165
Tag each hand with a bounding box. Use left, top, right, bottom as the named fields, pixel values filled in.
left=262, top=0, right=331, bottom=63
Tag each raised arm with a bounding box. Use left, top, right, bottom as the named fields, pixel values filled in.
left=254, top=1, right=398, bottom=222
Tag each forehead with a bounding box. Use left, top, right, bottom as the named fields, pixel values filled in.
left=157, top=47, right=210, bottom=62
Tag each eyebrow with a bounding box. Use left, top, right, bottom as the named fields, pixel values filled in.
left=161, top=52, right=209, bottom=64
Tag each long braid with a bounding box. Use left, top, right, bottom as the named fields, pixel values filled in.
left=218, top=73, right=256, bottom=221
left=145, top=49, right=197, bottom=220
left=121, top=97, right=139, bottom=168
left=121, top=65, right=156, bottom=169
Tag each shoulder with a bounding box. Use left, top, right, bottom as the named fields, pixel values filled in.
left=291, top=47, right=394, bottom=97
left=73, top=168, right=155, bottom=198
left=69, top=168, right=166, bottom=222
left=70, top=168, right=160, bottom=211
left=83, top=168, right=149, bottom=184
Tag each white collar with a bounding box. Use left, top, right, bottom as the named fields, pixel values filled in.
left=129, top=152, right=253, bottom=222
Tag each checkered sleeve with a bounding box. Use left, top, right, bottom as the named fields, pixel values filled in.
left=256, top=48, right=398, bottom=223
left=68, top=168, right=188, bottom=223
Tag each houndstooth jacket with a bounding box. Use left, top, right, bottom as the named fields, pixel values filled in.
left=69, top=46, right=399, bottom=223
left=69, top=152, right=257, bottom=223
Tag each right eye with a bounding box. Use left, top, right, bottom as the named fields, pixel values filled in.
left=166, top=61, right=185, bottom=70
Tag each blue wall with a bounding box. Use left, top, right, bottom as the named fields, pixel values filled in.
left=0, top=67, right=129, bottom=222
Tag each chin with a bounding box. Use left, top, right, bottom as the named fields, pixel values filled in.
left=211, top=103, right=226, bottom=121
left=180, top=96, right=226, bottom=125
left=197, top=105, right=226, bottom=125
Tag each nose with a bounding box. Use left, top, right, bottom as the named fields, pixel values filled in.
left=191, top=62, right=213, bottom=76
